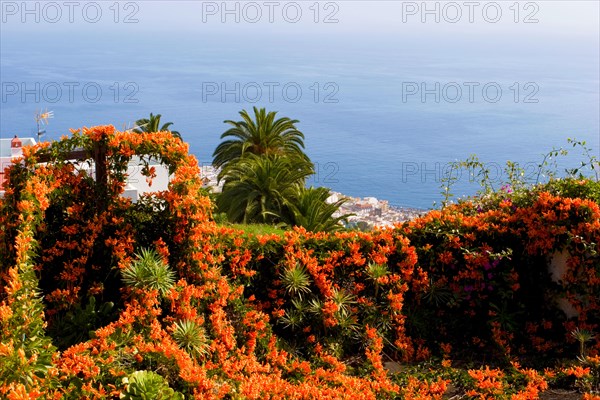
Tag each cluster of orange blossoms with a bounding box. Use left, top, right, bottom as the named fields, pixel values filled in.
left=0, top=126, right=599, bottom=398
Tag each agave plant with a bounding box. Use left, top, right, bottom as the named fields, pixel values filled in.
left=121, top=248, right=175, bottom=297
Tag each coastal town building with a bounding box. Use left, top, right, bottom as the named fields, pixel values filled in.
left=0, top=135, right=36, bottom=191
left=0, top=135, right=170, bottom=201
left=200, top=165, right=223, bottom=192
left=328, top=192, right=423, bottom=228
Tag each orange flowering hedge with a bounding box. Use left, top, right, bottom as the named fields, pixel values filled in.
left=399, top=186, right=600, bottom=360
left=0, top=126, right=599, bottom=398
left=0, top=126, right=427, bottom=398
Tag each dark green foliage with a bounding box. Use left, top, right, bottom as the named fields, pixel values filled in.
left=284, top=187, right=350, bottom=232
left=48, top=296, right=115, bottom=350
left=216, top=154, right=313, bottom=224
left=213, top=109, right=350, bottom=232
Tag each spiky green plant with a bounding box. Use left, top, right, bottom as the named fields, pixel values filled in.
left=172, top=319, right=210, bottom=359
left=280, top=263, right=312, bottom=299
left=330, top=288, right=359, bottom=336
left=366, top=262, right=389, bottom=282
left=280, top=309, right=305, bottom=330
left=366, top=262, right=389, bottom=296
left=571, top=328, right=596, bottom=358
left=279, top=299, right=307, bottom=330
left=421, top=278, right=455, bottom=307
left=331, top=288, right=355, bottom=314
left=308, top=298, right=324, bottom=317
left=336, top=309, right=360, bottom=336
left=217, top=154, right=314, bottom=224
left=121, top=248, right=175, bottom=297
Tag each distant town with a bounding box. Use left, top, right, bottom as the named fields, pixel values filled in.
left=328, top=192, right=424, bottom=229
left=200, top=165, right=424, bottom=229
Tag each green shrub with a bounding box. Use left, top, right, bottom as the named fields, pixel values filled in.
left=120, top=370, right=184, bottom=400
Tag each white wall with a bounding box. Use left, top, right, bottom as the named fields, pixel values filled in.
left=126, top=164, right=170, bottom=195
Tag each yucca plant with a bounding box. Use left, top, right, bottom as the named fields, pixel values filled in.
left=172, top=319, right=210, bottom=360
left=280, top=299, right=307, bottom=330
left=280, top=263, right=312, bottom=299
left=366, top=262, right=389, bottom=296
left=331, top=288, right=356, bottom=315
left=121, top=248, right=175, bottom=297
left=308, top=298, right=324, bottom=317
left=571, top=328, right=596, bottom=359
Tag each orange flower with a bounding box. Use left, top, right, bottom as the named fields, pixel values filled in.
left=438, top=251, right=453, bottom=264
left=564, top=366, right=590, bottom=378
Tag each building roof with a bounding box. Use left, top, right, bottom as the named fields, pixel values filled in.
left=0, top=136, right=36, bottom=157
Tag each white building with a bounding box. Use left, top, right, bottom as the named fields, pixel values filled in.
left=117, top=157, right=171, bottom=202
left=326, top=192, right=340, bottom=204
left=0, top=135, right=36, bottom=191
left=0, top=135, right=170, bottom=201
left=71, top=156, right=170, bottom=203
left=199, top=165, right=223, bottom=193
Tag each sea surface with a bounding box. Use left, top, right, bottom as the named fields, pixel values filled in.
left=1, top=27, right=598, bottom=209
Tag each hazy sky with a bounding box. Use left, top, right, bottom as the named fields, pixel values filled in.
left=1, top=1, right=598, bottom=37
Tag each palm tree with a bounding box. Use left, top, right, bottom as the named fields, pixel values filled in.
left=285, top=187, right=351, bottom=232
left=212, top=107, right=308, bottom=170
left=134, top=113, right=181, bottom=139
left=217, top=154, right=314, bottom=224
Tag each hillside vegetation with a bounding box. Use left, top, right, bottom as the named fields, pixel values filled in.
left=0, top=126, right=599, bottom=399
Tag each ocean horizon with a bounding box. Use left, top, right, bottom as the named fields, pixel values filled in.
left=1, top=25, right=599, bottom=209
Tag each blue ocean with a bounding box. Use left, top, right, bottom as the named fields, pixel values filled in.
left=1, top=5, right=598, bottom=209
